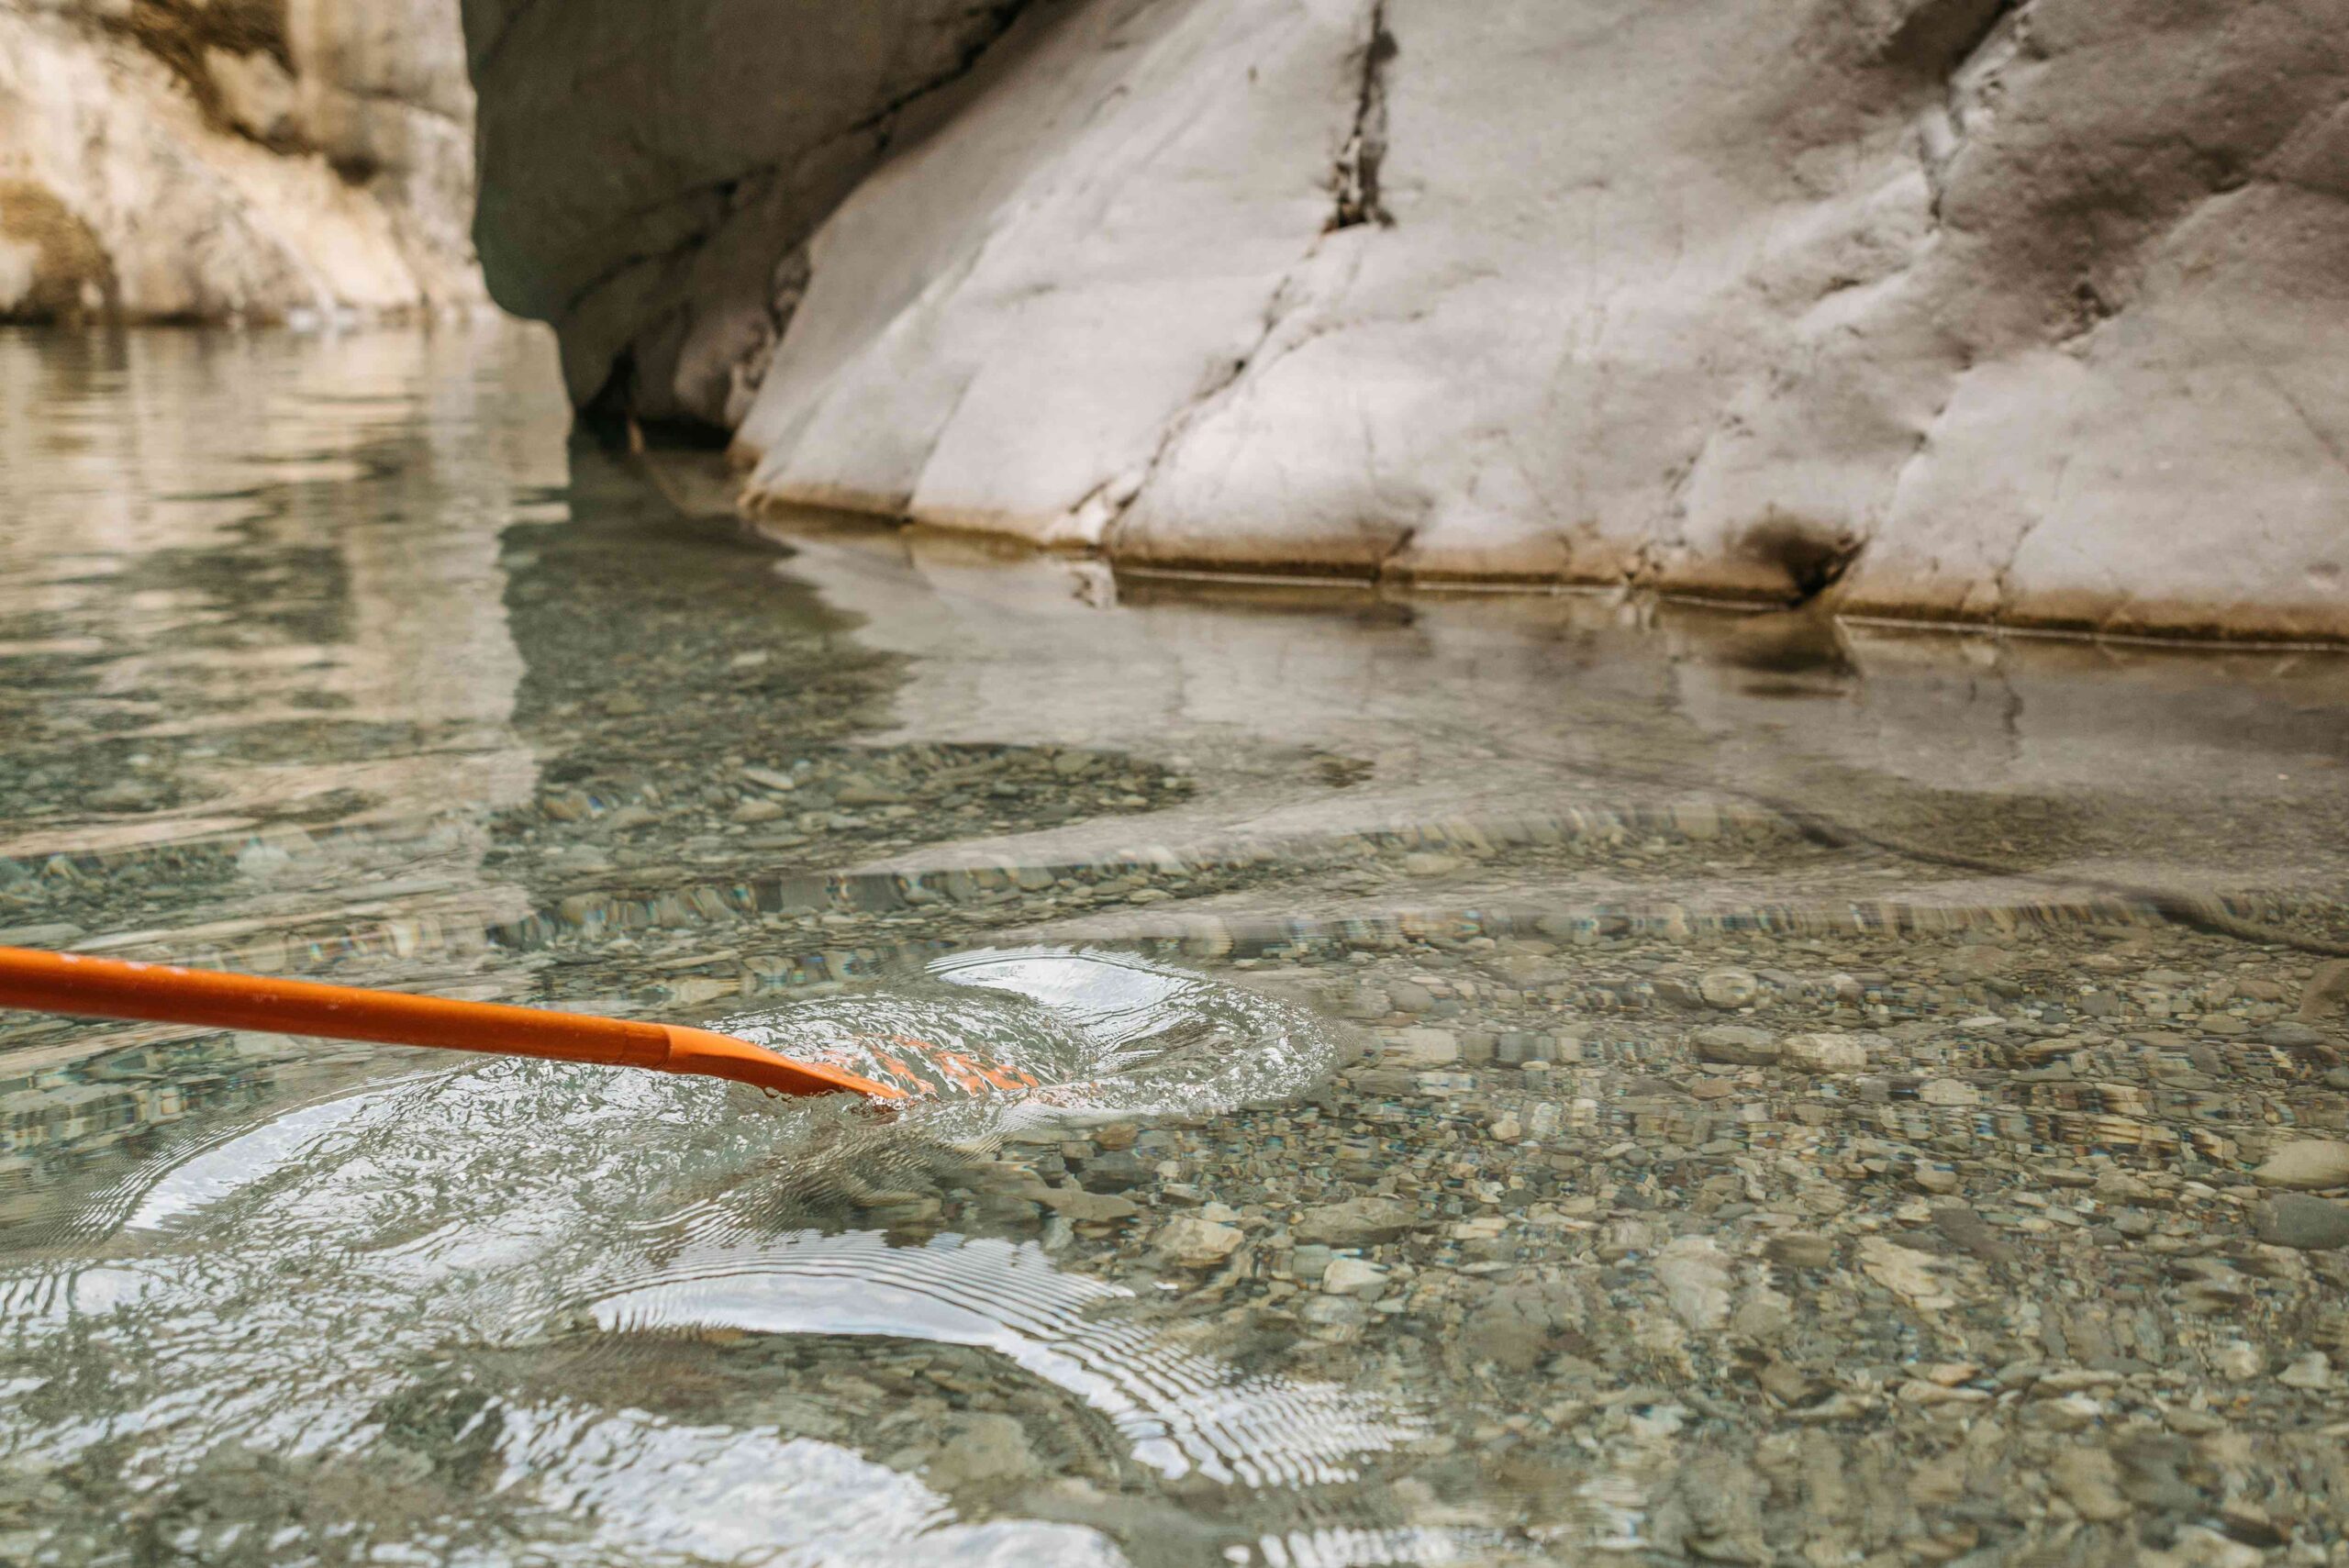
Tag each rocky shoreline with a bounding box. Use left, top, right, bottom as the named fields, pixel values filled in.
left=471, top=0, right=2349, bottom=644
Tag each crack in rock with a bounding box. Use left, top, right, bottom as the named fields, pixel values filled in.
left=1329, top=0, right=1396, bottom=231
left=1099, top=2, right=1398, bottom=552
left=1916, top=0, right=2030, bottom=218
left=1095, top=274, right=1309, bottom=551
left=852, top=0, right=1039, bottom=150
left=723, top=246, right=813, bottom=428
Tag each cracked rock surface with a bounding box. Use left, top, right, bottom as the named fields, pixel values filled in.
left=467, top=0, right=2349, bottom=640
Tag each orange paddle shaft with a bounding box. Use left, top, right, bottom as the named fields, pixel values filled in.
left=0, top=945, right=902, bottom=1100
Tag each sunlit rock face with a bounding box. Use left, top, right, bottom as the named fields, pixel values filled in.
left=0, top=0, right=480, bottom=322
left=472, top=0, right=2349, bottom=640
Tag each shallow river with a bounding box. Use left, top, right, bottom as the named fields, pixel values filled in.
left=3, top=324, right=2347, bottom=1567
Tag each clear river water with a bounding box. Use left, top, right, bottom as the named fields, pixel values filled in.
left=2, top=323, right=2347, bottom=1567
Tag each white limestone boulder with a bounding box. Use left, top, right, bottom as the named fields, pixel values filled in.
left=461, top=0, right=2349, bottom=639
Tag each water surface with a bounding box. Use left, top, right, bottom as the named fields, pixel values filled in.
left=3, top=324, right=2347, bottom=1567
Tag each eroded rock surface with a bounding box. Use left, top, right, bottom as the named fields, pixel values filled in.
left=469, top=0, right=2349, bottom=639
left=0, top=0, right=481, bottom=322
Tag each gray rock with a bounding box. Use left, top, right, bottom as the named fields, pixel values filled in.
left=1930, top=1207, right=2016, bottom=1266
left=0, top=922, right=85, bottom=949
left=1765, top=1233, right=1837, bottom=1269
left=1781, top=1033, right=1871, bottom=1074
left=1155, top=1215, right=1243, bottom=1268
left=1320, top=1257, right=1387, bottom=1297
left=1294, top=1196, right=1420, bottom=1248
left=461, top=0, right=1029, bottom=416
left=2252, top=1140, right=2349, bottom=1190
left=2252, top=1194, right=2349, bottom=1251
left=1387, top=982, right=1435, bottom=1015
left=1459, top=1273, right=1586, bottom=1373
left=1032, top=1187, right=1137, bottom=1224
left=740, top=765, right=799, bottom=793
left=1655, top=1237, right=1732, bottom=1331
left=2299, top=961, right=2349, bottom=1021
left=1384, top=1027, right=1458, bottom=1067
left=832, top=774, right=904, bottom=805
left=2048, top=1447, right=2132, bottom=1523
left=1652, top=977, right=1703, bottom=1009
left=1698, top=969, right=1760, bottom=1010
left=86, top=779, right=165, bottom=813
left=925, top=1414, right=1037, bottom=1489
left=1076, top=1150, right=1152, bottom=1192
left=1693, top=1025, right=1779, bottom=1066
left=1298, top=1296, right=1368, bottom=1330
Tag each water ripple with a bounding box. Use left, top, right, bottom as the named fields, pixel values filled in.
left=722, top=947, right=1353, bottom=1131
left=0, top=948, right=1442, bottom=1563
left=585, top=1229, right=1419, bottom=1489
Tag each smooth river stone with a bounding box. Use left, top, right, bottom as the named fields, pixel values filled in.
left=1782, top=1033, right=1871, bottom=1074
left=2252, top=1140, right=2349, bottom=1190
left=2253, top=1195, right=2349, bottom=1251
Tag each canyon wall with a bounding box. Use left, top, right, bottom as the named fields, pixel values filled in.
left=462, top=0, right=1042, bottom=424
left=0, top=0, right=479, bottom=322
left=490, top=1, right=2342, bottom=639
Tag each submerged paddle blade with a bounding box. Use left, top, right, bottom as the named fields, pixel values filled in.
left=657, top=1026, right=904, bottom=1099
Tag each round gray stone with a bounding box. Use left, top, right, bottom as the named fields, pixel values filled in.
left=2253, top=1194, right=2349, bottom=1251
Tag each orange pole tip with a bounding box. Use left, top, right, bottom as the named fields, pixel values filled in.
left=0, top=945, right=903, bottom=1101
left=658, top=1026, right=905, bottom=1100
